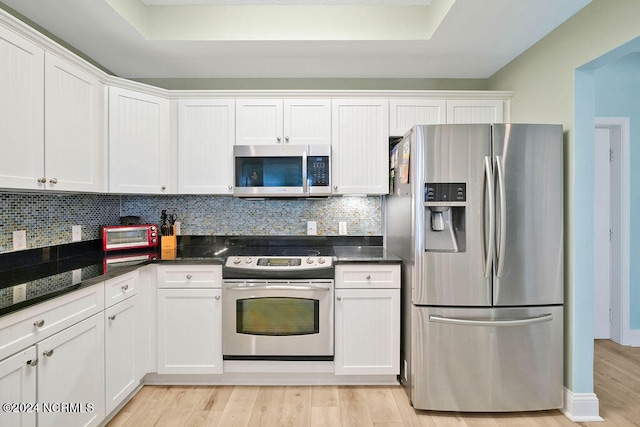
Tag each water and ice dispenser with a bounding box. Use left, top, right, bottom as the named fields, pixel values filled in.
left=424, top=183, right=466, bottom=252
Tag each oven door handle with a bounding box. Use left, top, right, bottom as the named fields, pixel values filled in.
left=225, top=284, right=332, bottom=291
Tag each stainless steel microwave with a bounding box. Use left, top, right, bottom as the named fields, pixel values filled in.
left=233, top=145, right=331, bottom=198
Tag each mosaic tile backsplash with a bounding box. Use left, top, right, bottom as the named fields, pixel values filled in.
left=0, top=192, right=382, bottom=254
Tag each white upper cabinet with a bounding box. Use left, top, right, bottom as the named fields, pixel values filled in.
left=331, top=99, right=390, bottom=195
left=178, top=99, right=235, bottom=194
left=44, top=53, right=105, bottom=192
left=109, top=86, right=171, bottom=194
left=0, top=25, right=44, bottom=190
left=236, top=98, right=331, bottom=145
left=446, top=99, right=504, bottom=124
left=389, top=99, right=446, bottom=137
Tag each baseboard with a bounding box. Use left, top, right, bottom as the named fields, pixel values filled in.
left=561, top=388, right=603, bottom=422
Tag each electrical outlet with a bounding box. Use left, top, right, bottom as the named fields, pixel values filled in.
left=13, top=230, right=26, bottom=251
left=72, top=269, right=82, bottom=285
left=13, top=283, right=27, bottom=303
left=339, top=221, right=348, bottom=235
left=307, top=221, right=317, bottom=236
left=72, top=225, right=82, bottom=242
left=174, top=221, right=181, bottom=235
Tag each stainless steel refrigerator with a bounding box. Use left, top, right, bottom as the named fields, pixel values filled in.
left=386, top=124, right=564, bottom=412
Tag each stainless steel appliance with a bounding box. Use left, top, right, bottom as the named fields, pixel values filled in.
left=386, top=124, right=564, bottom=412
left=233, top=144, right=331, bottom=197
left=101, top=224, right=158, bottom=251
left=222, top=248, right=334, bottom=360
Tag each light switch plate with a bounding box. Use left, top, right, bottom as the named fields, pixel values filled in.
left=307, top=221, right=317, bottom=236
left=13, top=230, right=26, bottom=251
left=72, top=225, right=82, bottom=242
left=13, top=283, right=26, bottom=303
left=72, top=269, right=82, bottom=285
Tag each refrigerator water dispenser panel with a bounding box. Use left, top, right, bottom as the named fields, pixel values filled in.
left=424, top=183, right=466, bottom=252
left=425, top=183, right=466, bottom=202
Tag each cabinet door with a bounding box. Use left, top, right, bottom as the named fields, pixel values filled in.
left=105, top=296, right=137, bottom=414
left=109, top=86, right=171, bottom=193
left=0, top=347, right=37, bottom=427
left=389, top=99, right=446, bottom=137
left=178, top=99, right=235, bottom=194
left=37, top=313, right=105, bottom=427
left=283, top=98, right=331, bottom=145
left=332, top=99, right=389, bottom=195
left=0, top=26, right=44, bottom=190
left=157, top=288, right=222, bottom=374
left=446, top=99, right=504, bottom=124
left=45, top=53, right=105, bottom=192
left=335, top=288, right=400, bottom=375
left=236, top=99, right=283, bottom=145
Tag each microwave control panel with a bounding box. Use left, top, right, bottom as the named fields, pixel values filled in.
left=307, top=156, right=330, bottom=186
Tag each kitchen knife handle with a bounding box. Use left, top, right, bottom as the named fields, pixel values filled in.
left=482, top=156, right=495, bottom=279
left=495, top=156, right=506, bottom=278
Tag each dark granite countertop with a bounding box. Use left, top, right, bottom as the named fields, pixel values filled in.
left=0, top=235, right=392, bottom=318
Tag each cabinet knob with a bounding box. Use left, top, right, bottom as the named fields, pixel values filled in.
left=49, top=178, right=58, bottom=184
left=27, top=359, right=38, bottom=367
left=161, top=185, right=166, bottom=190
left=337, top=297, right=342, bottom=301
left=366, top=275, right=371, bottom=280
left=334, top=185, right=338, bottom=190
left=121, top=284, right=129, bottom=291
left=37, top=177, right=47, bottom=184
left=43, top=349, right=54, bottom=358
left=186, top=274, right=192, bottom=280
left=215, top=295, right=220, bottom=300
left=108, top=315, right=116, bottom=321
left=228, top=185, right=233, bottom=190
left=276, top=137, right=282, bottom=143
left=33, top=319, right=45, bottom=328
left=285, top=136, right=290, bottom=143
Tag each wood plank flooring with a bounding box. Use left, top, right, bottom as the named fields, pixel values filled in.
left=107, top=340, right=640, bottom=426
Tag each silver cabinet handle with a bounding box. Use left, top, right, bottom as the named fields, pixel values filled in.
left=334, top=185, right=338, bottom=190
left=365, top=275, right=371, bottom=280
left=108, top=315, right=116, bottom=321
left=337, top=297, right=342, bottom=301
left=276, top=137, right=282, bottom=143
left=37, top=177, right=46, bottom=183
left=215, top=295, right=220, bottom=300
left=285, top=136, right=290, bottom=143
left=228, top=185, right=232, bottom=190
left=49, top=178, right=58, bottom=184
left=121, top=284, right=129, bottom=291
left=43, top=349, right=54, bottom=357
left=161, top=185, right=166, bottom=190
left=33, top=320, right=45, bottom=328
left=186, top=274, right=192, bottom=280
left=27, top=359, right=38, bottom=367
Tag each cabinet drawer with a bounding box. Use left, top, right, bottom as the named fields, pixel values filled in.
left=335, top=264, right=400, bottom=289
left=0, top=283, right=104, bottom=361
left=157, top=265, right=222, bottom=289
left=105, top=270, right=138, bottom=308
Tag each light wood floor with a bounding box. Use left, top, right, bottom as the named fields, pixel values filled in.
left=107, top=340, right=640, bottom=427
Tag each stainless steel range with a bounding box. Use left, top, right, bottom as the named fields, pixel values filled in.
left=222, top=247, right=334, bottom=361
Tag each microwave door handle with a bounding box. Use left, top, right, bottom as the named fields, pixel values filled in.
left=302, top=150, right=308, bottom=194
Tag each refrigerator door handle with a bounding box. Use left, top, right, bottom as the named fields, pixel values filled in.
left=429, top=313, right=553, bottom=327
left=482, top=156, right=495, bottom=278
left=495, top=155, right=507, bottom=278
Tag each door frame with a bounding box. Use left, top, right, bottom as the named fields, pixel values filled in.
left=594, top=117, right=636, bottom=345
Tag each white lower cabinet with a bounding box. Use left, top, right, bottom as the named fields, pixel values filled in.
left=157, top=288, right=223, bottom=374
left=0, top=347, right=37, bottom=427
left=334, top=264, right=400, bottom=375
left=37, top=313, right=105, bottom=427
left=105, top=295, right=138, bottom=414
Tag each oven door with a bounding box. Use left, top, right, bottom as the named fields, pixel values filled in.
left=222, top=280, right=334, bottom=360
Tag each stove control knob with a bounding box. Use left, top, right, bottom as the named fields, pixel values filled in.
left=232, top=257, right=241, bottom=265
left=306, top=257, right=314, bottom=264
left=318, top=257, right=326, bottom=264
left=245, top=257, right=253, bottom=264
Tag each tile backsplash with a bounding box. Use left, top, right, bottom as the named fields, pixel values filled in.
left=0, top=193, right=382, bottom=254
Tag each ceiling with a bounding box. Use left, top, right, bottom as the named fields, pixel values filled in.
left=0, top=0, right=592, bottom=80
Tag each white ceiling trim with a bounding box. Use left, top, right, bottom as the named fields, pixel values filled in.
left=141, top=0, right=432, bottom=5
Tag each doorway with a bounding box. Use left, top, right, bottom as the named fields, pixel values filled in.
left=593, top=117, right=631, bottom=345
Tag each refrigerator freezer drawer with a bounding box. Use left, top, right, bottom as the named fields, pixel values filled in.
left=411, top=305, right=563, bottom=412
